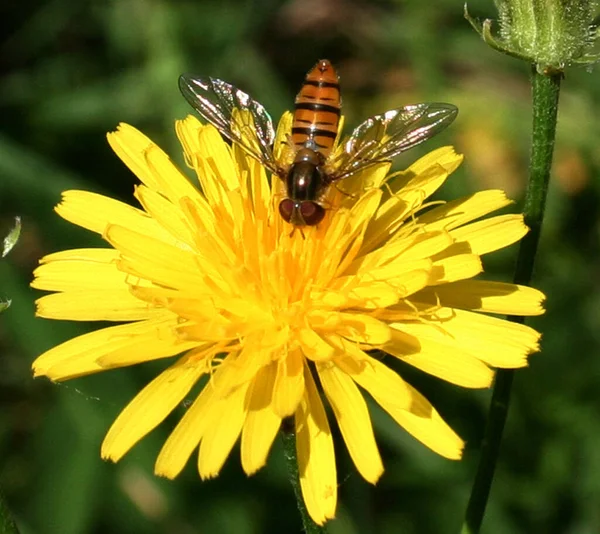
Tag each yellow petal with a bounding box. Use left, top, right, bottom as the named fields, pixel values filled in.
left=105, top=225, right=203, bottom=290
left=344, top=160, right=390, bottom=191
left=176, top=115, right=204, bottom=167
left=345, top=188, right=383, bottom=233
left=155, top=371, right=218, bottom=478
left=328, top=258, right=432, bottom=308
left=143, top=141, right=203, bottom=203
left=155, top=353, right=244, bottom=479
left=107, top=124, right=158, bottom=186
left=101, top=353, right=206, bottom=462
left=349, top=255, right=432, bottom=282
left=55, top=190, right=173, bottom=242
left=342, top=356, right=464, bottom=459
left=344, top=231, right=445, bottom=277
left=197, top=378, right=250, bottom=479
left=388, top=230, right=454, bottom=263
left=450, top=214, right=528, bottom=255
left=364, top=148, right=463, bottom=250
left=134, top=185, right=196, bottom=248
left=389, top=147, right=463, bottom=208
left=311, top=280, right=406, bottom=310
left=96, top=336, right=208, bottom=369
left=108, top=123, right=200, bottom=204
left=32, top=249, right=122, bottom=291
left=176, top=117, right=238, bottom=195
left=429, top=254, right=483, bottom=285
left=36, top=290, right=159, bottom=321
left=394, top=308, right=541, bottom=368
left=405, top=146, right=463, bottom=177
left=417, top=190, right=513, bottom=231
left=313, top=190, right=382, bottom=286
left=296, top=366, right=337, bottom=525
left=387, top=390, right=464, bottom=459
left=209, top=341, right=274, bottom=397
left=336, top=353, right=413, bottom=409
left=196, top=125, right=239, bottom=192
left=176, top=121, right=238, bottom=229
left=384, top=328, right=494, bottom=388
left=37, top=247, right=119, bottom=261
left=415, top=280, right=545, bottom=316
left=241, top=363, right=282, bottom=475
left=272, top=348, right=305, bottom=418
left=296, top=328, right=336, bottom=362
left=239, top=146, right=271, bottom=223
left=32, top=315, right=197, bottom=380
left=317, top=362, right=383, bottom=483
left=308, top=310, right=391, bottom=345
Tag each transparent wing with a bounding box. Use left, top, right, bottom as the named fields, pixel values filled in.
left=329, top=103, right=458, bottom=181
left=179, top=74, right=279, bottom=173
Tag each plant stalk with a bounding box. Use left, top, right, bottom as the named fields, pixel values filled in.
left=281, top=423, right=329, bottom=534
left=461, top=66, right=561, bottom=534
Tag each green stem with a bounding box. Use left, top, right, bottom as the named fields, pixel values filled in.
left=281, top=423, right=329, bottom=534
left=0, top=489, right=20, bottom=534
left=461, top=66, right=561, bottom=534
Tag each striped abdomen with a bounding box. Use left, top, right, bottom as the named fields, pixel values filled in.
left=291, top=59, right=341, bottom=158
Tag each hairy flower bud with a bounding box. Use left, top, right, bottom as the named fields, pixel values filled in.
left=465, top=0, right=600, bottom=73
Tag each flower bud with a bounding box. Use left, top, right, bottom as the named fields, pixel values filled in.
left=465, top=0, right=599, bottom=73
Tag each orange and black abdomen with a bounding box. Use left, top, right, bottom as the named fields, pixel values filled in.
left=292, top=59, right=341, bottom=158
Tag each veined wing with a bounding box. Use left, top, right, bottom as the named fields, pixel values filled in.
left=179, top=74, right=279, bottom=173
left=329, top=103, right=458, bottom=181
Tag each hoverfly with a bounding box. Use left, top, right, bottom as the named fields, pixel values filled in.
left=179, top=59, right=457, bottom=227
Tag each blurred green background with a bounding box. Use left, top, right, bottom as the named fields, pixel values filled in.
left=1, top=0, right=600, bottom=533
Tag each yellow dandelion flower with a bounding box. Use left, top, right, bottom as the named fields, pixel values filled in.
left=32, top=114, right=544, bottom=525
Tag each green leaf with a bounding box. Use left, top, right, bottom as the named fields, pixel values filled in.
left=2, top=216, right=21, bottom=258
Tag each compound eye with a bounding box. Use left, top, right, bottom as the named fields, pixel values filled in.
left=300, top=201, right=325, bottom=226
left=278, top=199, right=295, bottom=223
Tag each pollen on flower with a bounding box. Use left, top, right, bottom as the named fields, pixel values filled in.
left=31, top=115, right=545, bottom=526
